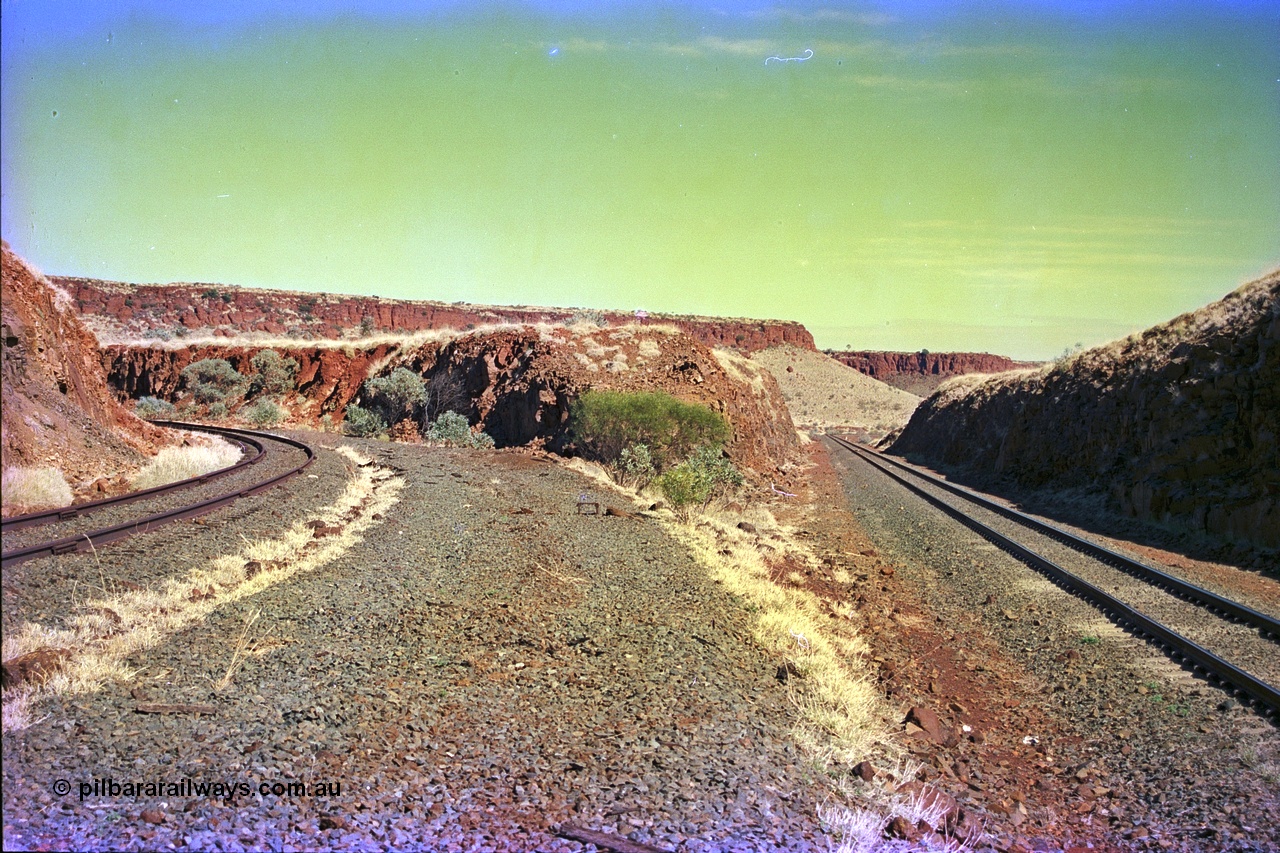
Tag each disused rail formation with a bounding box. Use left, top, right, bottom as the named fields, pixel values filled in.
left=1, top=422, right=314, bottom=568
left=829, top=435, right=1280, bottom=719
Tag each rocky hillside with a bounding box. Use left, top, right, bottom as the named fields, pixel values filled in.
left=1, top=244, right=164, bottom=499
left=750, top=345, right=920, bottom=441
left=61, top=277, right=815, bottom=354
left=890, top=270, right=1280, bottom=549
left=828, top=350, right=1041, bottom=396
left=103, top=323, right=802, bottom=480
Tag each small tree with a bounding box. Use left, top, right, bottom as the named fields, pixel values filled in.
left=655, top=465, right=706, bottom=512
left=656, top=446, right=742, bottom=513
left=422, top=370, right=470, bottom=425
left=182, top=358, right=246, bottom=404
left=249, top=349, right=299, bottom=397
left=359, top=315, right=376, bottom=337
left=686, top=446, right=743, bottom=495
left=615, top=443, right=656, bottom=488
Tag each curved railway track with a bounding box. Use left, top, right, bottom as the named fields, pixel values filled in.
left=829, top=435, right=1280, bottom=719
left=1, top=422, right=314, bottom=568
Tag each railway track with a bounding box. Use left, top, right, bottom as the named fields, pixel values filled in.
left=829, top=435, right=1280, bottom=719
left=1, top=422, right=314, bottom=568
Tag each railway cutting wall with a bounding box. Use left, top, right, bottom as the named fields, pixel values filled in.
left=890, top=270, right=1280, bottom=550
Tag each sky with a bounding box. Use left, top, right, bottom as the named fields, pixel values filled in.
left=2, top=1, right=1277, bottom=359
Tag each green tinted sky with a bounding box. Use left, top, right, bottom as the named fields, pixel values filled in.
left=3, top=2, right=1277, bottom=359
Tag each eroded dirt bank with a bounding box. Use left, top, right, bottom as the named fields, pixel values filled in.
left=101, top=323, right=802, bottom=480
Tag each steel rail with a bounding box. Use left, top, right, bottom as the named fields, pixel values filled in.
left=829, top=435, right=1280, bottom=718
left=2, top=423, right=267, bottom=532
left=835, top=438, right=1280, bottom=641
left=1, top=424, right=314, bottom=568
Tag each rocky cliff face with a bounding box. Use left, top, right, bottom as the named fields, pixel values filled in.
left=1, top=245, right=164, bottom=496
left=102, top=323, right=802, bottom=480
left=890, top=270, right=1280, bottom=549
left=62, top=277, right=815, bottom=354
left=827, top=350, right=1041, bottom=396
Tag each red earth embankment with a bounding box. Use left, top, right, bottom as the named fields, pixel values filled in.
left=1, top=244, right=166, bottom=500
left=103, top=323, right=802, bottom=482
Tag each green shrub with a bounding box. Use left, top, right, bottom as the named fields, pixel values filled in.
left=208, top=401, right=228, bottom=420
left=570, top=390, right=731, bottom=469
left=364, top=368, right=427, bottom=422
left=243, top=399, right=282, bottom=427
left=426, top=411, right=495, bottom=449
left=655, top=465, right=707, bottom=510
left=343, top=404, right=386, bottom=438
left=182, top=358, right=246, bottom=404
left=686, top=445, right=744, bottom=491
left=249, top=349, right=299, bottom=397
left=135, top=396, right=176, bottom=419
left=655, top=446, right=742, bottom=512
left=615, top=443, right=656, bottom=488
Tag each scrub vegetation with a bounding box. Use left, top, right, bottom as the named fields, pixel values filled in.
left=570, top=390, right=731, bottom=470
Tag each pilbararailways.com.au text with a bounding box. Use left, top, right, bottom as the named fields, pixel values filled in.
left=63, top=777, right=341, bottom=801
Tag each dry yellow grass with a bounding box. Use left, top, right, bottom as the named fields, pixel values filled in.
left=130, top=435, right=242, bottom=490
left=109, top=317, right=686, bottom=352
left=1, top=466, right=73, bottom=514
left=751, top=345, right=920, bottom=436
left=1, top=445, right=403, bottom=730
left=670, top=511, right=887, bottom=765
left=712, top=347, right=769, bottom=395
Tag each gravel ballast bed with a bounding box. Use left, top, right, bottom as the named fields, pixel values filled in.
left=823, top=437, right=1279, bottom=852
left=4, top=436, right=835, bottom=851
left=869, top=453, right=1280, bottom=691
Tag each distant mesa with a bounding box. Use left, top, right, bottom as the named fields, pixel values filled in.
left=751, top=344, right=921, bottom=442
left=826, top=350, right=1041, bottom=396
